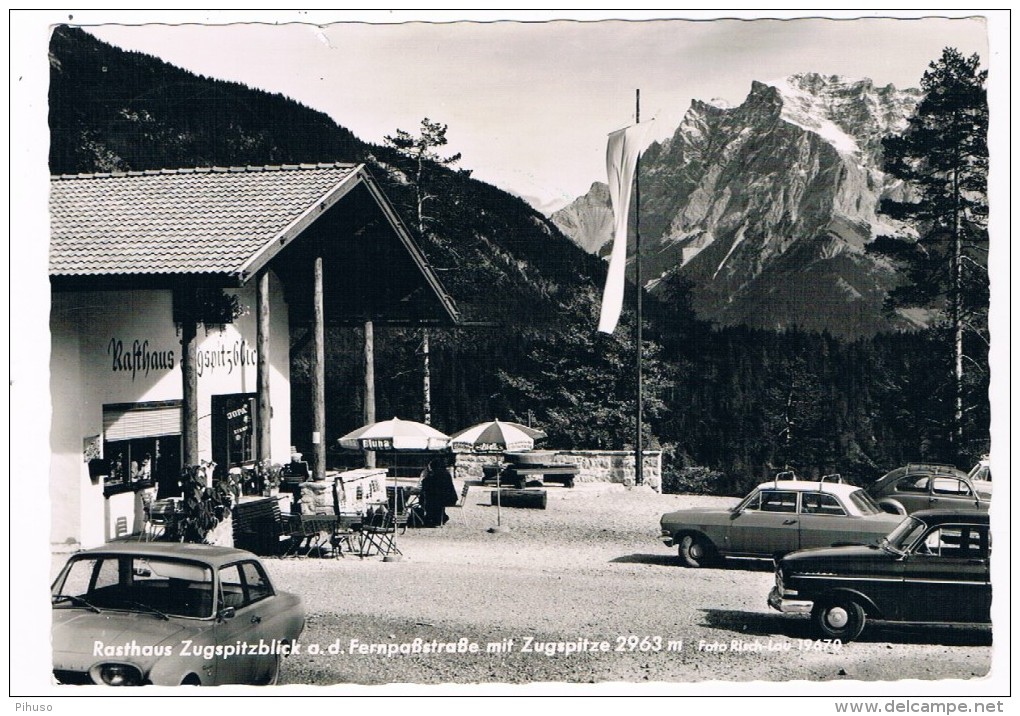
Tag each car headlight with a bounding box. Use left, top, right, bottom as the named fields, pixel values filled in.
left=90, top=663, right=144, bottom=686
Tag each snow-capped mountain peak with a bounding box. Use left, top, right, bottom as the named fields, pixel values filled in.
left=551, top=73, right=924, bottom=337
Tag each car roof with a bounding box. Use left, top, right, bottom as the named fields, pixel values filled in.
left=910, top=509, right=990, bottom=525
left=876, top=464, right=968, bottom=484
left=68, top=542, right=258, bottom=568
left=754, top=480, right=863, bottom=499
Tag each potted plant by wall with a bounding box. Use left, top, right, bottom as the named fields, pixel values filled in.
left=168, top=461, right=234, bottom=544
left=256, top=459, right=283, bottom=497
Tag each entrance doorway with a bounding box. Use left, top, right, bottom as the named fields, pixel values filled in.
left=211, top=393, right=259, bottom=493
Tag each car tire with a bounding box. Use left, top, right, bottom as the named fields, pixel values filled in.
left=812, top=597, right=866, bottom=642
left=256, top=653, right=281, bottom=686
left=678, top=534, right=714, bottom=568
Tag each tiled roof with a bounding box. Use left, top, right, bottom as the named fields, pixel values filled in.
left=49, top=163, right=361, bottom=277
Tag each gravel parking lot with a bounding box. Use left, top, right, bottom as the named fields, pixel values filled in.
left=257, top=483, right=993, bottom=687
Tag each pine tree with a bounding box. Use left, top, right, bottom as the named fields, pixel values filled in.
left=384, top=119, right=463, bottom=425
left=384, top=118, right=463, bottom=238
left=871, top=48, right=988, bottom=460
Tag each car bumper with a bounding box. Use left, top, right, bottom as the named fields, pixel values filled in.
left=661, top=536, right=674, bottom=547
left=768, top=586, right=813, bottom=614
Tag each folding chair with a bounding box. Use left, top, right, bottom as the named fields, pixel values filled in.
left=358, top=508, right=402, bottom=558
left=137, top=488, right=167, bottom=541
left=329, top=513, right=362, bottom=559
left=442, top=483, right=471, bottom=528
left=385, top=486, right=411, bottom=534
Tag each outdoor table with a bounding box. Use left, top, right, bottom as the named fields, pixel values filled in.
left=283, top=514, right=337, bottom=558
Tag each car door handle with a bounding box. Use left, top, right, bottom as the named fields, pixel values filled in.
left=251, top=615, right=262, bottom=624
left=783, top=519, right=797, bottom=525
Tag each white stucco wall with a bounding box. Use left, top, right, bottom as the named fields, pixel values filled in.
left=49, top=274, right=292, bottom=548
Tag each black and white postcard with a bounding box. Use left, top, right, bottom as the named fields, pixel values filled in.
left=10, top=9, right=1010, bottom=708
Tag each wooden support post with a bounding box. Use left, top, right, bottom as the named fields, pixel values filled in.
left=312, top=256, right=326, bottom=481
left=364, top=319, right=376, bottom=468
left=180, top=314, right=199, bottom=467
left=422, top=328, right=431, bottom=425
left=256, top=270, right=272, bottom=465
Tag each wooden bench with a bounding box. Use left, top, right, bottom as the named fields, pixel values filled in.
left=232, top=498, right=290, bottom=556
left=483, top=464, right=578, bottom=489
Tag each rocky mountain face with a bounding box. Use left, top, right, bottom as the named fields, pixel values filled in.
left=551, top=74, right=924, bottom=337
left=547, top=181, right=614, bottom=254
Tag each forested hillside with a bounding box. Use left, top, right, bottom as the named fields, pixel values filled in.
left=48, top=26, right=989, bottom=491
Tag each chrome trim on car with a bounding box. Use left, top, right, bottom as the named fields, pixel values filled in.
left=903, top=578, right=989, bottom=587
left=768, top=587, right=812, bottom=614
left=787, top=571, right=901, bottom=583
left=789, top=573, right=987, bottom=587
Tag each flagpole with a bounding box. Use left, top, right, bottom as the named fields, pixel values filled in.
left=634, top=89, right=644, bottom=487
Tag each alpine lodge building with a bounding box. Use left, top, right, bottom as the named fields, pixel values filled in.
left=48, top=162, right=460, bottom=549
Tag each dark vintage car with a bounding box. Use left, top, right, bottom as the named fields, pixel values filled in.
left=769, top=509, right=991, bottom=642
left=51, top=542, right=305, bottom=686
left=660, top=479, right=903, bottom=567
left=866, top=463, right=992, bottom=515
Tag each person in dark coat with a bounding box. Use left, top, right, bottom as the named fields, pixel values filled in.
left=419, top=458, right=459, bottom=527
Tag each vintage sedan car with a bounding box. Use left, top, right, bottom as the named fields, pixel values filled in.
left=51, top=542, right=305, bottom=686
left=866, top=463, right=992, bottom=515
left=968, top=458, right=991, bottom=483
left=769, top=510, right=991, bottom=642
left=660, top=479, right=902, bottom=567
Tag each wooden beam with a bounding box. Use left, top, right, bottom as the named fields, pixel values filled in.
left=180, top=313, right=199, bottom=466
left=256, top=270, right=272, bottom=465
left=364, top=319, right=376, bottom=468
left=312, top=256, right=326, bottom=481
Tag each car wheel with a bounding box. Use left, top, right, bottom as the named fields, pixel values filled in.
left=678, top=534, right=714, bottom=568
left=812, top=597, right=866, bottom=642
left=256, top=653, right=282, bottom=686
left=180, top=674, right=202, bottom=686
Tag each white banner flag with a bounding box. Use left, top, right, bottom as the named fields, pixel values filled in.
left=597, top=121, right=654, bottom=334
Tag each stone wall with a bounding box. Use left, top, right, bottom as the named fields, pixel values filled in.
left=455, top=450, right=662, bottom=491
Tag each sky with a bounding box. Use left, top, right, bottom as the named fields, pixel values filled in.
left=45, top=10, right=994, bottom=213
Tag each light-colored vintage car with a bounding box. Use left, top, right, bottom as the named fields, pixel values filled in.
left=660, top=478, right=903, bottom=567
left=51, top=542, right=305, bottom=686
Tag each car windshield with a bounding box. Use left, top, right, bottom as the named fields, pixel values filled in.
left=884, top=516, right=928, bottom=552
left=969, top=464, right=991, bottom=483
left=52, top=554, right=214, bottom=619
left=848, top=489, right=883, bottom=515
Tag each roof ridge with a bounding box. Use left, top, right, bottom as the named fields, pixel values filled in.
left=52, top=161, right=360, bottom=181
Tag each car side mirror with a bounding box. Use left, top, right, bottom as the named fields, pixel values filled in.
left=218, top=606, right=236, bottom=621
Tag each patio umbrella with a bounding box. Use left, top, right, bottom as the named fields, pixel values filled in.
left=337, top=418, right=451, bottom=560
left=450, top=419, right=537, bottom=532
left=497, top=421, right=548, bottom=442
left=450, top=419, right=536, bottom=454
left=338, top=417, right=451, bottom=452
